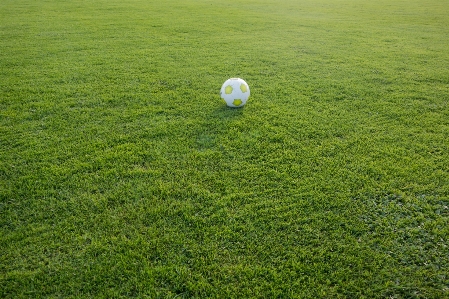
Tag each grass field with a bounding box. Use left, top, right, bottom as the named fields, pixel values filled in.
left=1, top=0, right=449, bottom=298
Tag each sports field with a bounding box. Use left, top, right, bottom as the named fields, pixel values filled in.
left=1, top=0, right=448, bottom=297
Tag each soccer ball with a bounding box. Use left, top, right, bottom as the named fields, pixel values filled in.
left=220, top=78, right=250, bottom=108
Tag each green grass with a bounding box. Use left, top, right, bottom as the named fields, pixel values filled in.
left=1, top=0, right=449, bottom=297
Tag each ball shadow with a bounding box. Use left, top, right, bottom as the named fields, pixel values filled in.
left=212, top=103, right=246, bottom=121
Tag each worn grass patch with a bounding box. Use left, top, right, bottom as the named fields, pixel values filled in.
left=1, top=0, right=448, bottom=298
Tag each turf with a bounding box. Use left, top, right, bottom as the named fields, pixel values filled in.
left=1, top=0, right=448, bottom=298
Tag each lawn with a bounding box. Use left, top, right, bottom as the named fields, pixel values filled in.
left=1, top=0, right=448, bottom=298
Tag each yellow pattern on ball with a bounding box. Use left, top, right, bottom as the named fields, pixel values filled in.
left=233, top=99, right=242, bottom=106
left=225, top=85, right=233, bottom=94
left=240, top=84, right=248, bottom=93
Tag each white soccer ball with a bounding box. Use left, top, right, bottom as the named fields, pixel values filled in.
left=220, top=78, right=250, bottom=108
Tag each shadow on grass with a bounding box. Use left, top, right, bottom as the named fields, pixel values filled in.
left=211, top=104, right=246, bottom=121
